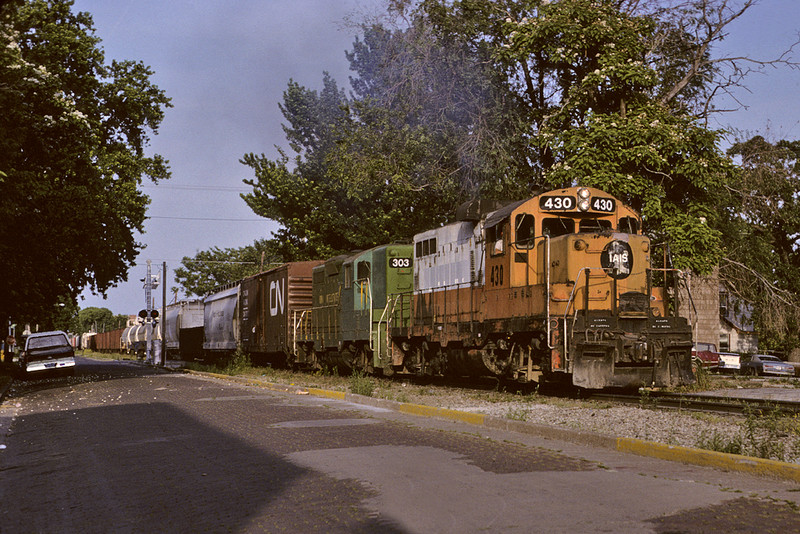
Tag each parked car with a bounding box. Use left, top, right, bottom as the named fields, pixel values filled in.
left=716, top=352, right=741, bottom=374
left=18, top=331, right=76, bottom=377
left=740, top=354, right=794, bottom=377
left=691, top=342, right=721, bottom=370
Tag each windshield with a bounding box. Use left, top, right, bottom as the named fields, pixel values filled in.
left=758, top=355, right=780, bottom=362
left=27, top=333, right=70, bottom=349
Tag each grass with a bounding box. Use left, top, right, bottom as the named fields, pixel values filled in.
left=694, top=405, right=800, bottom=462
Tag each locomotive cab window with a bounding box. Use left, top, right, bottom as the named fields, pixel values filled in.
left=619, top=217, right=640, bottom=234
left=579, top=219, right=612, bottom=233
left=487, top=223, right=505, bottom=256
left=542, top=218, right=575, bottom=237
left=357, top=261, right=371, bottom=282
left=344, top=263, right=353, bottom=289
left=514, top=214, right=536, bottom=249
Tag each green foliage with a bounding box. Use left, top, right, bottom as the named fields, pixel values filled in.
left=174, top=238, right=281, bottom=296
left=69, top=307, right=128, bottom=334
left=241, top=75, right=360, bottom=260
left=0, top=0, right=171, bottom=324
left=421, top=0, right=734, bottom=273
left=240, top=15, right=538, bottom=261
left=339, top=20, right=538, bottom=201
left=695, top=406, right=800, bottom=462
left=223, top=348, right=252, bottom=376
left=720, top=136, right=800, bottom=350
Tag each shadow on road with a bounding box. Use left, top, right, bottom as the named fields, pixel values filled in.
left=0, top=389, right=404, bottom=532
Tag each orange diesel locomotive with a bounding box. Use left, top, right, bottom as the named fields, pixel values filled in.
left=388, top=186, right=694, bottom=388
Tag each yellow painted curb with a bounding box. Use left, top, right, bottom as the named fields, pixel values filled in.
left=306, top=388, right=346, bottom=400
left=617, top=437, right=800, bottom=482
left=398, top=403, right=486, bottom=426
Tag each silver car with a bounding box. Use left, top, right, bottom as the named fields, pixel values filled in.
left=740, top=354, right=795, bottom=377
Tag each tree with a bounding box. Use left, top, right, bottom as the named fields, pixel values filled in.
left=419, top=0, right=748, bottom=272
left=68, top=306, right=127, bottom=334
left=0, top=0, right=171, bottom=326
left=241, top=74, right=358, bottom=260
left=337, top=19, right=537, bottom=202
left=720, top=136, right=800, bottom=350
left=239, top=12, right=538, bottom=265
left=174, top=239, right=283, bottom=297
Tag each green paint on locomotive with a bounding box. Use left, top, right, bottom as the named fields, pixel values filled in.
left=311, top=244, right=413, bottom=373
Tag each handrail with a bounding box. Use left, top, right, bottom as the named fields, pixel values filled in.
left=545, top=235, right=554, bottom=349
left=377, top=294, right=404, bottom=365
left=292, top=309, right=309, bottom=356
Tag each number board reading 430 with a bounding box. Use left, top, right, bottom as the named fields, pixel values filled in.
left=539, top=195, right=616, bottom=212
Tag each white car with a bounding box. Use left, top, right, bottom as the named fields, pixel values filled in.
left=716, top=352, right=741, bottom=373
left=19, top=331, right=76, bottom=377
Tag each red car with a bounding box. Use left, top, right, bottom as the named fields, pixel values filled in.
left=691, top=342, right=720, bottom=370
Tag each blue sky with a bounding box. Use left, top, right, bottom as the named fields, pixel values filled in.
left=73, top=0, right=799, bottom=315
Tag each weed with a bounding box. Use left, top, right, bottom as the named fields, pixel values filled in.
left=695, top=430, right=744, bottom=455
left=222, top=348, right=252, bottom=375
left=505, top=407, right=529, bottom=421
left=693, top=405, right=800, bottom=462
left=639, top=388, right=657, bottom=409
left=690, top=365, right=712, bottom=391
left=349, top=368, right=375, bottom=397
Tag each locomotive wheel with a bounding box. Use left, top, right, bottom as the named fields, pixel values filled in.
left=356, top=345, right=374, bottom=375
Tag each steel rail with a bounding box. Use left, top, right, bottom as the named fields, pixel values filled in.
left=586, top=391, right=800, bottom=416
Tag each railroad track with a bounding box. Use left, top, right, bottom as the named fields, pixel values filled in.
left=586, top=390, right=800, bottom=416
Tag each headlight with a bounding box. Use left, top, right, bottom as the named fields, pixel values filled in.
left=578, top=199, right=590, bottom=211
left=578, top=187, right=591, bottom=199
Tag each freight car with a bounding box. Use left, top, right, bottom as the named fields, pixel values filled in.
left=202, top=283, right=240, bottom=358
left=121, top=322, right=160, bottom=358
left=239, top=261, right=321, bottom=367
left=387, top=186, right=693, bottom=388
left=92, top=327, right=128, bottom=353
left=164, top=299, right=204, bottom=360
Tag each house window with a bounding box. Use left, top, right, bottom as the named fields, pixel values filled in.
left=719, top=333, right=730, bottom=352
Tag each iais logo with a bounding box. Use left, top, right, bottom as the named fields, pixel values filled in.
left=601, top=240, right=633, bottom=279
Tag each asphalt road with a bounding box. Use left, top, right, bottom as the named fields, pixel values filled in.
left=1, top=357, right=799, bottom=533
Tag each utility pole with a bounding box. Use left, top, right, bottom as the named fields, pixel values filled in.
left=161, top=261, right=167, bottom=367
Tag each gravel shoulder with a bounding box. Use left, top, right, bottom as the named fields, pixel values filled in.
left=234, top=366, right=800, bottom=465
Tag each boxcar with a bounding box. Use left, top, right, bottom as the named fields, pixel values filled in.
left=93, top=327, right=127, bottom=353
left=239, top=261, right=321, bottom=367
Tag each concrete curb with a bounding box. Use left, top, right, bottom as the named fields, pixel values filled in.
left=183, top=369, right=800, bottom=482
